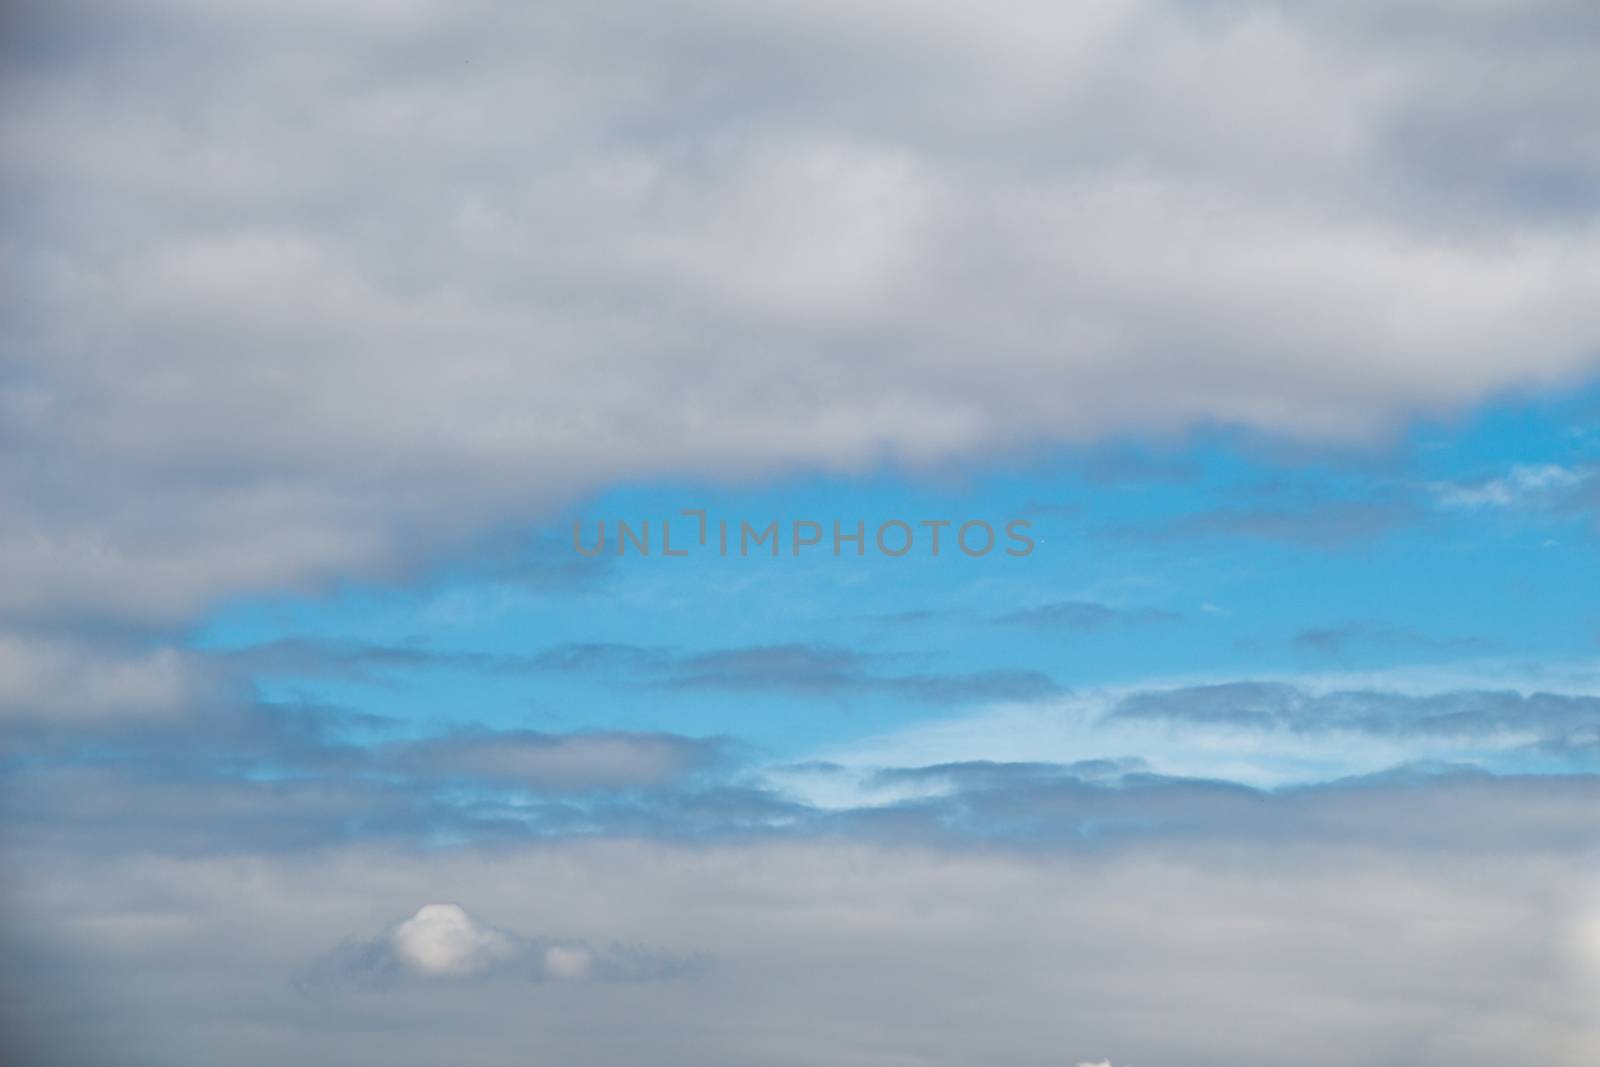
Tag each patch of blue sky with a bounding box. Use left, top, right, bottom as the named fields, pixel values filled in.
left=194, top=382, right=1600, bottom=770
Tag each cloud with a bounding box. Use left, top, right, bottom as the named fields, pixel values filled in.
left=533, top=643, right=672, bottom=676
left=3, top=791, right=1596, bottom=1066
left=5, top=0, right=1600, bottom=630
left=225, top=637, right=540, bottom=681
left=824, top=673, right=1600, bottom=790
left=0, top=629, right=229, bottom=726
left=1432, top=463, right=1595, bottom=512
left=867, top=758, right=1150, bottom=794
left=533, top=640, right=1064, bottom=706
left=1291, top=621, right=1494, bottom=658
left=307, top=902, right=710, bottom=989
left=1109, top=682, right=1600, bottom=742
left=996, top=601, right=1181, bottom=631
left=391, top=904, right=514, bottom=977
left=383, top=730, right=732, bottom=793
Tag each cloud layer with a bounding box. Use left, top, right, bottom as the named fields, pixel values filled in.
left=5, top=0, right=1600, bottom=628
left=3, top=799, right=1595, bottom=1066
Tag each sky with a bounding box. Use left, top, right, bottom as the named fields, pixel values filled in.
left=2, top=1, right=1600, bottom=1065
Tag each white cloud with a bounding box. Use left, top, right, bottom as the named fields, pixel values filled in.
left=3, top=0, right=1600, bottom=628
left=1434, top=464, right=1589, bottom=509
left=804, top=661, right=1600, bottom=798
left=390, top=903, right=514, bottom=978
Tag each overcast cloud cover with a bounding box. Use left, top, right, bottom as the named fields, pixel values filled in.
left=2, top=0, right=1600, bottom=1064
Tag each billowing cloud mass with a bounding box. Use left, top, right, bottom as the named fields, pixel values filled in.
left=4, top=0, right=1600, bottom=627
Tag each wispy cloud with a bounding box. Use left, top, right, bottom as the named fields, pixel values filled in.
left=1291, top=621, right=1494, bottom=659
left=534, top=641, right=1065, bottom=705
left=1432, top=464, right=1592, bottom=510
left=995, top=601, right=1181, bottom=631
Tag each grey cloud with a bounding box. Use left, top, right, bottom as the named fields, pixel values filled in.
left=0, top=755, right=803, bottom=858
left=1291, top=620, right=1495, bottom=658
left=0, top=628, right=237, bottom=726
left=879, top=669, right=1063, bottom=705
left=3, top=777, right=1598, bottom=1066
left=15, top=718, right=1599, bottom=859
left=859, top=609, right=944, bottom=626
left=995, top=601, right=1181, bottom=631
left=868, top=757, right=1151, bottom=791
left=532, top=642, right=672, bottom=675
left=1112, top=682, right=1600, bottom=748
left=0, top=631, right=396, bottom=761
left=224, top=638, right=539, bottom=681
left=668, top=645, right=871, bottom=695
left=4, top=0, right=1600, bottom=630
left=382, top=730, right=733, bottom=793
left=540, top=640, right=1064, bottom=705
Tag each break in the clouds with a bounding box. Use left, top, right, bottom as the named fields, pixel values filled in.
left=5, top=0, right=1600, bottom=627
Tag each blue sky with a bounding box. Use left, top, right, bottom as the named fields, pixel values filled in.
left=189, top=382, right=1600, bottom=782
